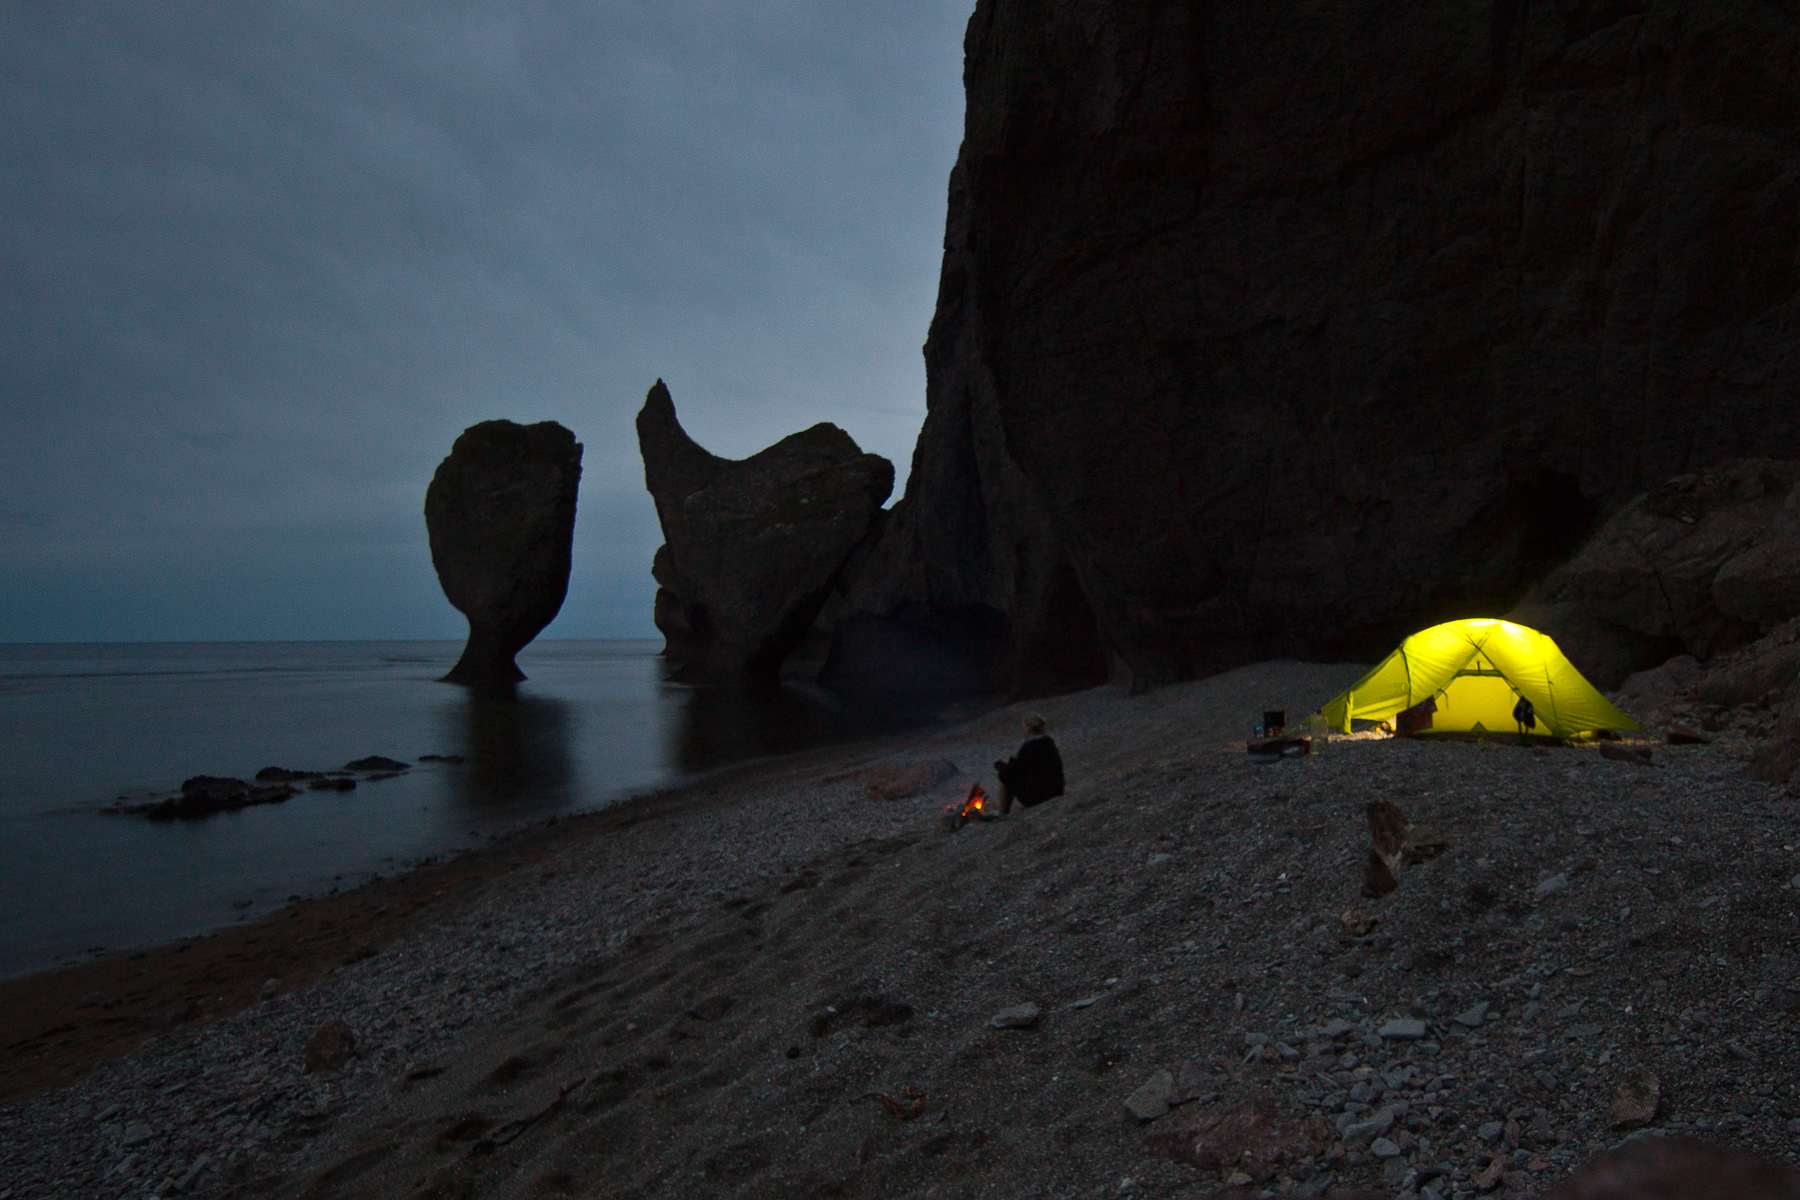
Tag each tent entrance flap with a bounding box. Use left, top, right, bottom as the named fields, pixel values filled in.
left=1427, top=672, right=1539, bottom=735
left=1317, top=618, right=1640, bottom=738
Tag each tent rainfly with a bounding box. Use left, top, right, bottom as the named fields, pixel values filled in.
left=1316, top=618, right=1641, bottom=740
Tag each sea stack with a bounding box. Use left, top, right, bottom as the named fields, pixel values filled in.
left=425, top=420, right=582, bottom=687
left=637, top=379, right=892, bottom=685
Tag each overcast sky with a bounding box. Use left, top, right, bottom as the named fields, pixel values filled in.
left=0, top=1, right=970, bottom=642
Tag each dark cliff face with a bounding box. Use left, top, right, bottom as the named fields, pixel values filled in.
left=845, top=0, right=1800, bottom=692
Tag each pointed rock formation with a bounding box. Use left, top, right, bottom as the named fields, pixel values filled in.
left=637, top=380, right=892, bottom=684
left=425, top=420, right=582, bottom=687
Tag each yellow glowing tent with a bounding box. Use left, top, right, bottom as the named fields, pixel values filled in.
left=1317, top=618, right=1641, bottom=739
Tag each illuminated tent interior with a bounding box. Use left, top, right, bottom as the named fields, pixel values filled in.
left=1316, top=618, right=1642, bottom=741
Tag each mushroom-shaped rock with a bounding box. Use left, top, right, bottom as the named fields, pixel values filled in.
left=425, top=420, right=582, bottom=687
left=637, top=380, right=893, bottom=684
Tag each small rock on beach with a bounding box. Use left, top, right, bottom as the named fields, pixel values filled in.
left=988, top=1003, right=1040, bottom=1030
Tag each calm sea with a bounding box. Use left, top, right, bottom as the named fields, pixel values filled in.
left=0, top=640, right=944, bottom=979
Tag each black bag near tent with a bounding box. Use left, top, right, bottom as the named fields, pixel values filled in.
left=1512, top=696, right=1536, bottom=729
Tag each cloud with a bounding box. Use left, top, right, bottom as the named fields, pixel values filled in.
left=0, top=0, right=970, bottom=640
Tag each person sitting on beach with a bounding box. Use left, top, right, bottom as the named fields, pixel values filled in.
left=994, top=713, right=1064, bottom=815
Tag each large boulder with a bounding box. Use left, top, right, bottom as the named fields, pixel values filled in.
left=833, top=2, right=1800, bottom=694
left=425, top=421, right=582, bottom=687
left=1750, top=690, right=1800, bottom=789
left=1613, top=654, right=1705, bottom=731
left=1715, top=484, right=1800, bottom=626
left=637, top=381, right=893, bottom=684
left=1514, top=460, right=1800, bottom=683
left=1608, top=616, right=1800, bottom=751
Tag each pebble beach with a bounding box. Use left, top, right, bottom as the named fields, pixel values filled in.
left=3, top=659, right=1798, bottom=1199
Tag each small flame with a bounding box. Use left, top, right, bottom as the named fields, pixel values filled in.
left=958, top=782, right=989, bottom=820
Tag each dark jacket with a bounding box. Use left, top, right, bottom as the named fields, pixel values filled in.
left=997, top=735, right=1064, bottom=807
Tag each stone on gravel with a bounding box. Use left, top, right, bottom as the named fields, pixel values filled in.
left=1362, top=846, right=1400, bottom=898
left=1606, top=1067, right=1660, bottom=1129
left=1378, top=1017, right=1427, bottom=1040
left=1172, top=1061, right=1223, bottom=1107
left=864, top=758, right=957, bottom=801
left=1143, top=1095, right=1333, bottom=1181
left=987, top=1003, right=1039, bottom=1030
left=1599, top=743, right=1653, bottom=765
left=1666, top=724, right=1712, bottom=745
left=1400, top=823, right=1447, bottom=864
left=1539, top=1136, right=1800, bottom=1200
left=1478, top=1120, right=1505, bottom=1143
left=303, top=1019, right=357, bottom=1074
left=120, top=1123, right=152, bottom=1148
left=175, top=1154, right=211, bottom=1191
left=1124, top=1070, right=1174, bottom=1121
left=1453, top=1001, right=1489, bottom=1028
left=1366, top=800, right=1411, bottom=854
left=1341, top=1107, right=1396, bottom=1148
left=1369, top=1136, right=1401, bottom=1158
left=1536, top=872, right=1570, bottom=896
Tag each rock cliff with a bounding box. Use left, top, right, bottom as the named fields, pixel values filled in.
left=837, top=0, right=1800, bottom=693
left=425, top=420, right=582, bottom=687
left=638, top=381, right=892, bottom=685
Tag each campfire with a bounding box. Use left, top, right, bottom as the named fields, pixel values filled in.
left=940, top=782, right=993, bottom=832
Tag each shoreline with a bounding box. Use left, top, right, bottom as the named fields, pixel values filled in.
left=0, top=728, right=934, bottom=1107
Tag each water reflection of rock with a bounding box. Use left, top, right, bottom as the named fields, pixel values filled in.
left=669, top=682, right=985, bottom=775
left=454, top=692, right=576, bottom=809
